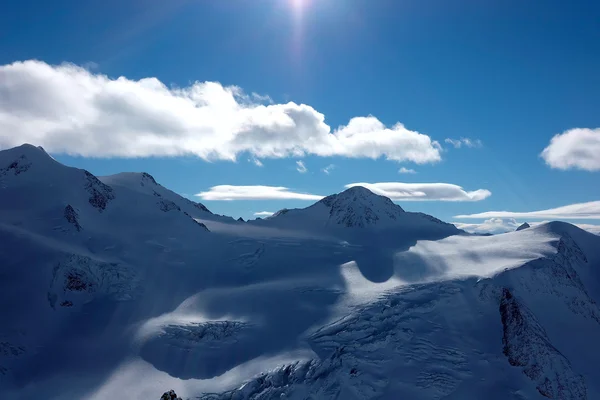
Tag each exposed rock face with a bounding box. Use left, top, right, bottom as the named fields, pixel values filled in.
left=64, top=204, right=81, bottom=231
left=499, top=288, right=587, bottom=399
left=319, top=186, right=405, bottom=228
left=83, top=170, right=115, bottom=212
left=47, top=254, right=139, bottom=309
left=140, top=172, right=158, bottom=186
left=516, top=235, right=599, bottom=324
left=158, top=199, right=181, bottom=212
left=516, top=222, right=531, bottom=231
left=0, top=155, right=31, bottom=176
left=160, top=390, right=182, bottom=400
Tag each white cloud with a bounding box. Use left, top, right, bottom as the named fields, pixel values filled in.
left=196, top=185, right=323, bottom=201
left=0, top=60, right=442, bottom=164
left=254, top=211, right=275, bottom=217
left=398, top=167, right=416, bottom=174
left=444, top=137, right=482, bottom=149
left=454, top=200, right=600, bottom=220
left=250, top=92, right=273, bottom=104
left=453, top=218, right=522, bottom=234
left=454, top=219, right=600, bottom=236
left=345, top=182, right=491, bottom=202
left=296, top=160, right=308, bottom=173
left=574, top=223, right=600, bottom=235
left=322, top=164, right=335, bottom=175
left=540, top=128, right=600, bottom=171
left=249, top=157, right=263, bottom=167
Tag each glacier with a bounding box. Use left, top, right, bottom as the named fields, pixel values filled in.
left=0, top=144, right=599, bottom=399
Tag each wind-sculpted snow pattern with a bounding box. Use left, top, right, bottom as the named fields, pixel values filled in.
left=1, top=144, right=600, bottom=399
left=161, top=321, right=252, bottom=345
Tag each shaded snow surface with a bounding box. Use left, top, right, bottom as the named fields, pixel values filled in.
left=1, top=144, right=600, bottom=399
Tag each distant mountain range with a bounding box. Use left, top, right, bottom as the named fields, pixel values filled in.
left=1, top=144, right=599, bottom=400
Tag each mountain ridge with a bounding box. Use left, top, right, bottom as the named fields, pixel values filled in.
left=1, top=143, right=600, bottom=400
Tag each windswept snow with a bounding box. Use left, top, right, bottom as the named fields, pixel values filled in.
left=1, top=144, right=600, bottom=399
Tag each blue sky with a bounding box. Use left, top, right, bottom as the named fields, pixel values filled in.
left=1, top=0, right=599, bottom=231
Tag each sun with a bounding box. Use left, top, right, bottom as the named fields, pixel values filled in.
left=290, top=0, right=310, bottom=12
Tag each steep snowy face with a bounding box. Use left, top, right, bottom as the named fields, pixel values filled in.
left=0, top=144, right=67, bottom=183
left=251, top=185, right=459, bottom=240
left=0, top=144, right=115, bottom=216
left=100, top=172, right=215, bottom=218
left=319, top=186, right=405, bottom=228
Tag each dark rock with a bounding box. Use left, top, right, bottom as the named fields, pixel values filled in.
left=499, top=287, right=587, bottom=399
left=158, top=199, right=181, bottom=212
left=83, top=170, right=115, bottom=211
left=141, top=172, right=157, bottom=186
left=65, top=271, right=93, bottom=292
left=64, top=205, right=82, bottom=231
left=160, top=390, right=182, bottom=400
left=1, top=155, right=31, bottom=176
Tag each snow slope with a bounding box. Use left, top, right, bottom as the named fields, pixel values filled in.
left=1, top=144, right=600, bottom=400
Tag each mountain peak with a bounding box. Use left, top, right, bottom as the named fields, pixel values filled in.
left=0, top=143, right=62, bottom=177
left=318, top=185, right=405, bottom=228
left=1, top=143, right=55, bottom=163
left=516, top=222, right=530, bottom=231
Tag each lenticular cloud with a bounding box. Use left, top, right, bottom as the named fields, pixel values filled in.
left=0, top=60, right=442, bottom=164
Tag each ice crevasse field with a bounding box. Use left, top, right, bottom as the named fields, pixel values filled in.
left=0, top=144, right=600, bottom=399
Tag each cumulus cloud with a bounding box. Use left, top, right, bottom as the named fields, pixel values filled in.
left=322, top=164, right=335, bottom=175
left=344, top=182, right=491, bottom=202
left=454, top=200, right=600, bottom=220
left=254, top=211, right=275, bottom=217
left=196, top=185, right=324, bottom=201
left=453, top=218, right=522, bottom=234
left=296, top=160, right=308, bottom=173
left=540, top=128, right=600, bottom=171
left=444, top=137, right=482, bottom=149
left=0, top=60, right=442, bottom=163
left=398, top=167, right=416, bottom=174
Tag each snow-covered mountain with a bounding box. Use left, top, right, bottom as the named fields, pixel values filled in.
left=254, top=185, right=455, bottom=230
left=245, top=186, right=460, bottom=250
left=1, top=144, right=600, bottom=400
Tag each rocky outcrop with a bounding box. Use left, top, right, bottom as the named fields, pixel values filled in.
left=0, top=155, right=31, bottom=176
left=319, top=186, right=404, bottom=228
left=160, top=390, right=182, bottom=400
left=140, top=172, right=158, bottom=186
left=499, top=288, right=587, bottom=399
left=516, top=235, right=600, bottom=324
left=83, top=170, right=115, bottom=212
left=158, top=199, right=181, bottom=212
left=516, top=222, right=530, bottom=231
left=47, top=254, right=139, bottom=309
left=64, top=204, right=81, bottom=231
